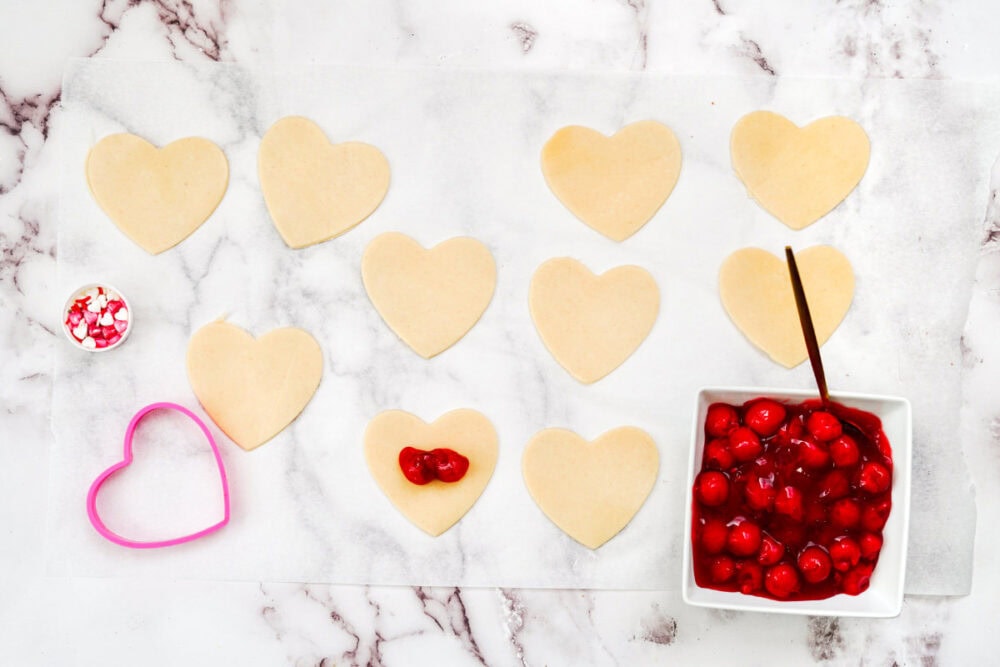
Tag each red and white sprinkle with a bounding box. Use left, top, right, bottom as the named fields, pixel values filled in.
left=64, top=285, right=130, bottom=351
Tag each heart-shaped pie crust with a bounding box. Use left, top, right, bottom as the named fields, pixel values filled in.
left=541, top=121, right=681, bottom=241
left=529, top=258, right=659, bottom=384
left=362, top=233, right=497, bottom=358
left=86, top=134, right=229, bottom=254
left=719, top=246, right=855, bottom=368
left=364, top=409, right=498, bottom=536
left=522, top=426, right=659, bottom=549
left=731, top=111, right=870, bottom=229
left=258, top=116, right=390, bottom=249
left=186, top=320, right=323, bottom=450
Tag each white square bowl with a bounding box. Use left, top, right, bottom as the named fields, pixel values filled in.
left=681, top=387, right=912, bottom=617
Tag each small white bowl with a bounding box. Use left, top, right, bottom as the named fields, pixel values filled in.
left=62, top=283, right=133, bottom=352
left=681, top=386, right=912, bottom=617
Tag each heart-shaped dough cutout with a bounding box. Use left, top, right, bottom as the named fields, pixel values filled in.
left=187, top=320, right=323, bottom=450
left=522, top=426, right=659, bottom=549
left=530, top=258, right=659, bottom=384
left=719, top=246, right=855, bottom=368
left=731, top=111, right=870, bottom=229
left=258, top=116, right=390, bottom=249
left=364, top=409, right=498, bottom=536
left=362, top=233, right=497, bottom=358
left=86, top=134, right=228, bottom=254
left=541, top=120, right=681, bottom=241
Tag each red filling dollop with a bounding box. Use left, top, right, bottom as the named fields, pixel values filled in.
left=692, top=398, right=892, bottom=601
left=399, top=447, right=470, bottom=485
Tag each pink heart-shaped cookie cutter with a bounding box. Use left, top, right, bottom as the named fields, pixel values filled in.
left=86, top=402, right=231, bottom=548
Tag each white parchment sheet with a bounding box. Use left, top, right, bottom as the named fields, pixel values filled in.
left=48, top=60, right=994, bottom=592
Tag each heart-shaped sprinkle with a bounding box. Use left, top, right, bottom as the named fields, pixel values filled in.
left=86, top=402, right=230, bottom=549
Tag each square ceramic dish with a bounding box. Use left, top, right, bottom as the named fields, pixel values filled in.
left=681, top=387, right=912, bottom=617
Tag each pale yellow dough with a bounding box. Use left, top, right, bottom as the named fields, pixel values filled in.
left=529, top=258, right=659, bottom=384
left=731, top=111, right=870, bottom=229
left=719, top=246, right=855, bottom=368
left=258, top=116, right=390, bottom=249
left=362, top=233, right=496, bottom=358
left=540, top=121, right=682, bottom=241
left=364, top=409, right=498, bottom=537
left=86, top=134, right=229, bottom=254
left=186, top=320, right=323, bottom=451
left=522, top=427, right=659, bottom=549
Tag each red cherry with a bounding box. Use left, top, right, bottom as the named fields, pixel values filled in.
left=829, top=435, right=860, bottom=467
left=797, top=436, right=831, bottom=469
left=797, top=545, right=833, bottom=584
left=829, top=537, right=862, bottom=572
left=806, top=411, right=843, bottom=442
left=703, top=437, right=735, bottom=470
left=744, top=475, right=776, bottom=511
left=431, top=448, right=470, bottom=483
left=842, top=563, right=874, bottom=595
left=709, top=556, right=736, bottom=583
left=694, top=471, right=730, bottom=507
left=727, top=519, right=762, bottom=557
left=757, top=534, right=785, bottom=566
left=398, top=447, right=435, bottom=485
left=858, top=461, right=891, bottom=494
left=861, top=498, right=892, bottom=532
left=700, top=518, right=729, bottom=554
left=743, top=399, right=787, bottom=437
left=764, top=563, right=800, bottom=598
left=774, top=417, right=805, bottom=447
left=830, top=498, right=861, bottom=529
left=858, top=533, right=883, bottom=560
left=737, top=561, right=764, bottom=594
left=706, top=404, right=740, bottom=437
left=818, top=470, right=850, bottom=501
left=774, top=486, right=805, bottom=522
left=728, top=427, right=763, bottom=462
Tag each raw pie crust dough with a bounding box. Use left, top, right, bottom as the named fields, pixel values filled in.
left=86, top=134, right=229, bottom=254
left=719, top=245, right=855, bottom=368
left=258, top=116, right=390, bottom=249
left=522, top=427, right=659, bottom=549
left=364, top=409, right=498, bottom=536
left=187, top=320, right=323, bottom=451
left=731, top=111, right=870, bottom=229
left=362, top=232, right=496, bottom=358
left=540, top=121, right=682, bottom=241
left=529, top=258, right=660, bottom=384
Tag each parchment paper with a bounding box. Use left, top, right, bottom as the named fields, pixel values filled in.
left=48, top=60, right=991, bottom=592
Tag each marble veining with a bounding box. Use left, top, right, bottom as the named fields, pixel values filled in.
left=3, top=0, right=1000, bottom=664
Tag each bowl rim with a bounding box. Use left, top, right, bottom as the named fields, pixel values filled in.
left=681, top=385, right=913, bottom=617
left=62, top=283, right=132, bottom=352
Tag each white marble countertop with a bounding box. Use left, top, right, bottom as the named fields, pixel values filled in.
left=2, top=1, right=999, bottom=664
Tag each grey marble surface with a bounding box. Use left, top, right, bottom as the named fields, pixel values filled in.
left=3, top=1, right=1000, bottom=664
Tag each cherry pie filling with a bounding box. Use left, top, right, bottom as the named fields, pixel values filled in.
left=692, top=398, right=893, bottom=600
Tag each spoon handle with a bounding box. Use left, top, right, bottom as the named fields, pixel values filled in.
left=785, top=246, right=831, bottom=406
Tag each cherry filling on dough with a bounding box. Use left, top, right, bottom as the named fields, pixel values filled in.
left=692, top=398, right=893, bottom=601
left=398, top=447, right=470, bottom=485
